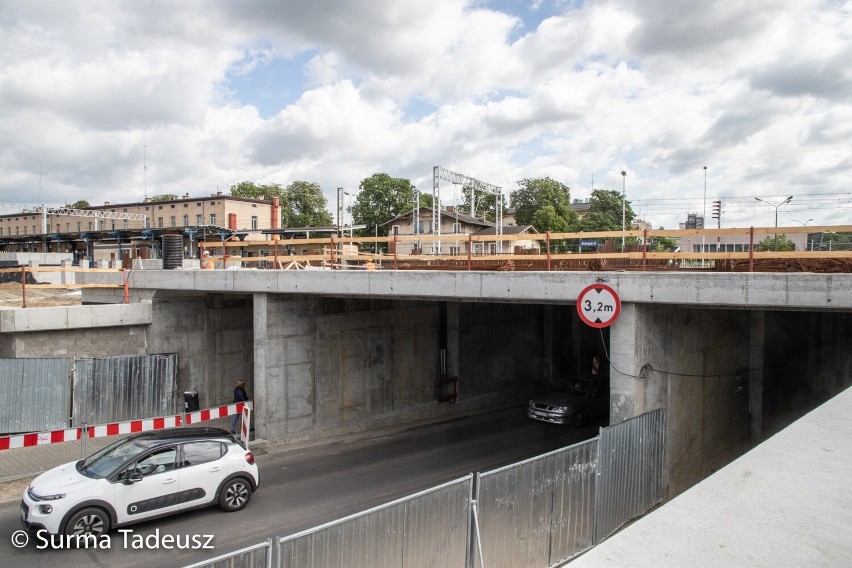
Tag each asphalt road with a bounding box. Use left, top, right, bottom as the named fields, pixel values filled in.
left=0, top=405, right=600, bottom=568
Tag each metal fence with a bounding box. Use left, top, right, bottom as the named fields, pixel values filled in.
left=182, top=539, right=272, bottom=568
left=72, top=354, right=177, bottom=426
left=192, top=408, right=665, bottom=568
left=475, top=439, right=598, bottom=567
left=0, top=354, right=177, bottom=480
left=276, top=477, right=472, bottom=568
left=0, top=354, right=177, bottom=435
left=0, top=358, right=72, bottom=432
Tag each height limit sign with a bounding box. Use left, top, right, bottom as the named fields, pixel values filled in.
left=576, top=283, right=621, bottom=328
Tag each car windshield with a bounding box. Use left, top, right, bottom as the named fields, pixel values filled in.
left=555, top=378, right=592, bottom=395
left=78, top=439, right=149, bottom=479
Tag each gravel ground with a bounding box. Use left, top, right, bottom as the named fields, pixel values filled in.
left=0, top=288, right=81, bottom=309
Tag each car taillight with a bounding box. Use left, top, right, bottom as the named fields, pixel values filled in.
left=245, top=452, right=255, bottom=465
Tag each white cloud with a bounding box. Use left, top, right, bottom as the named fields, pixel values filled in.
left=0, top=0, right=850, bottom=230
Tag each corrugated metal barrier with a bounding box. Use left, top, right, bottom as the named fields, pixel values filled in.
left=0, top=358, right=72, bottom=433
left=476, top=439, right=598, bottom=567
left=276, top=476, right=472, bottom=568
left=72, top=354, right=177, bottom=426
left=0, top=354, right=177, bottom=480
left=182, top=539, right=272, bottom=568
left=180, top=409, right=664, bottom=568
left=595, top=407, right=666, bottom=542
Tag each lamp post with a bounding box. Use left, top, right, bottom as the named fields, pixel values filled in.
left=755, top=196, right=793, bottom=251
left=702, top=166, right=707, bottom=263
left=621, top=170, right=626, bottom=250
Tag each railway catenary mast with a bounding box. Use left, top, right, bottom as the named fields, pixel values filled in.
left=430, top=166, right=503, bottom=254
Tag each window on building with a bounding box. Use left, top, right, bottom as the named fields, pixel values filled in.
left=123, top=220, right=129, bottom=229
left=57, top=223, right=61, bottom=233
left=452, top=222, right=462, bottom=234
left=24, top=226, right=28, bottom=235
left=183, top=214, right=189, bottom=227
left=196, top=214, right=202, bottom=225
left=449, top=246, right=460, bottom=255
left=66, top=223, right=71, bottom=232
left=77, top=222, right=82, bottom=232
left=15, top=227, right=19, bottom=235
left=392, top=225, right=400, bottom=236
left=209, top=213, right=216, bottom=225
left=158, top=217, right=164, bottom=228
left=88, top=221, right=94, bottom=231
left=170, top=216, right=176, bottom=227
left=251, top=216, right=258, bottom=230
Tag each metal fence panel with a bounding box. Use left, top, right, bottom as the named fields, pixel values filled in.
left=183, top=539, right=272, bottom=568
left=277, top=476, right=471, bottom=568
left=72, top=354, right=177, bottom=426
left=477, top=439, right=598, bottom=568
left=0, top=358, right=71, bottom=433
left=595, top=408, right=666, bottom=542
left=547, top=439, right=598, bottom=564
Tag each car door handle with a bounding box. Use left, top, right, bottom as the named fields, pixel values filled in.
left=161, top=477, right=176, bottom=484
left=208, top=466, right=221, bottom=472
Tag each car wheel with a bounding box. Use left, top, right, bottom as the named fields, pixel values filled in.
left=572, top=410, right=585, bottom=427
left=219, top=477, right=252, bottom=512
left=65, top=507, right=110, bottom=537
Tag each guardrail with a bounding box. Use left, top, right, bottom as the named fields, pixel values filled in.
left=196, top=225, right=852, bottom=272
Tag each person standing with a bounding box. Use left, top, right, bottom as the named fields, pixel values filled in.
left=232, top=379, right=249, bottom=434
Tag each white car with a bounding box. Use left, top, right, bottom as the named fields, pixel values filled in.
left=20, top=427, right=259, bottom=536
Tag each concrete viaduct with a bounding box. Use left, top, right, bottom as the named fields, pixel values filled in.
left=1, top=269, right=850, bottom=496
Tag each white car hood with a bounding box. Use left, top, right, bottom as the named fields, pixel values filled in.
left=30, top=461, right=98, bottom=497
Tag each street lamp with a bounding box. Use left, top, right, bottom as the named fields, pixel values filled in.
left=621, top=170, right=626, bottom=250
left=792, top=218, right=813, bottom=226
left=755, top=196, right=793, bottom=251
left=702, top=166, right=707, bottom=262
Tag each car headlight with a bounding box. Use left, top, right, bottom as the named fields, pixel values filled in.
left=39, top=494, right=66, bottom=501
left=553, top=406, right=569, bottom=413
left=28, top=487, right=65, bottom=501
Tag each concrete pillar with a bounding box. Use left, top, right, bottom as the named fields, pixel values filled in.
left=446, top=302, right=459, bottom=379
left=749, top=311, right=765, bottom=440
left=61, top=259, right=74, bottom=285
left=253, top=293, right=268, bottom=439
left=608, top=302, right=640, bottom=422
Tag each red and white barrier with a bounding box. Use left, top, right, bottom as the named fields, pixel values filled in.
left=0, top=401, right=252, bottom=452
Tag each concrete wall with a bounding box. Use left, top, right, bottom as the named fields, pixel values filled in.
left=259, top=296, right=443, bottom=442
left=0, top=324, right=149, bottom=358
left=253, top=296, right=556, bottom=444
left=610, top=304, right=752, bottom=496
left=144, top=291, right=254, bottom=410
left=458, top=302, right=551, bottom=398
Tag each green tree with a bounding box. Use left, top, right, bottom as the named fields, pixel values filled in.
left=281, top=181, right=333, bottom=227
left=756, top=233, right=795, bottom=252
left=351, top=173, right=421, bottom=237
left=578, top=189, right=636, bottom=232
left=649, top=228, right=677, bottom=252
left=229, top=181, right=284, bottom=200
left=151, top=193, right=178, bottom=202
left=509, top=177, right=575, bottom=232
left=69, top=200, right=90, bottom=209
left=229, top=180, right=331, bottom=228
left=532, top=205, right=570, bottom=233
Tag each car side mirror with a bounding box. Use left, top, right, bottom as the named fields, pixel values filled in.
left=126, top=472, right=144, bottom=484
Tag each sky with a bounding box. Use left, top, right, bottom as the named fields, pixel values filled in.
left=1, top=0, right=851, bottom=230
